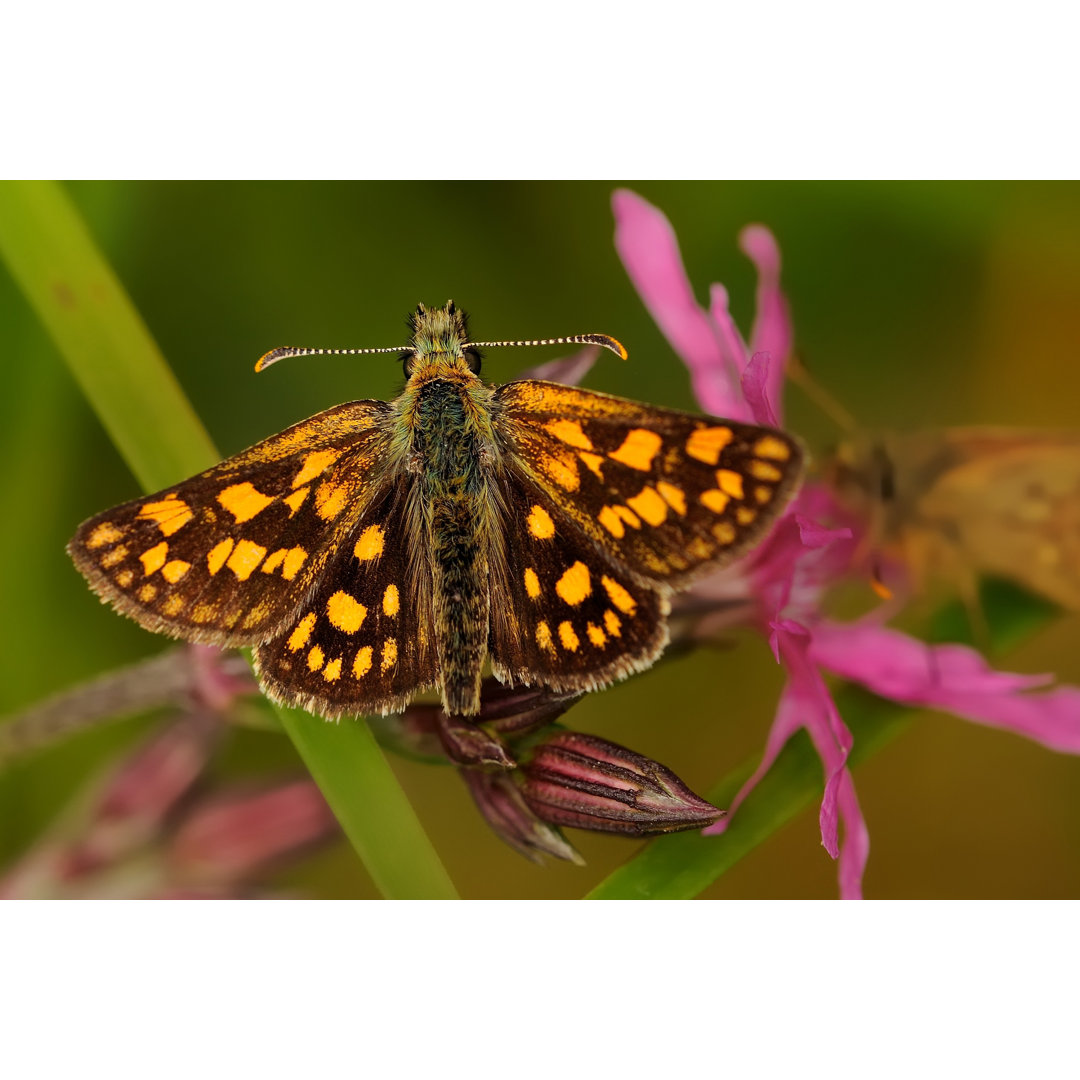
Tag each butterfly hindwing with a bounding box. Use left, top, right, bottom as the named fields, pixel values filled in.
left=68, top=401, right=392, bottom=647
left=489, top=473, right=670, bottom=695
left=495, top=380, right=804, bottom=586
left=254, top=482, right=438, bottom=717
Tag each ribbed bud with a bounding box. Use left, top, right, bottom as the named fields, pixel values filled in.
left=519, top=732, right=724, bottom=836
left=462, top=769, right=583, bottom=865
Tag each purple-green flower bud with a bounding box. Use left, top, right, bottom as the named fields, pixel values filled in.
left=462, top=769, right=583, bottom=865
left=519, top=732, right=724, bottom=836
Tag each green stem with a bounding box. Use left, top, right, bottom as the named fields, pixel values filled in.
left=0, top=180, right=457, bottom=899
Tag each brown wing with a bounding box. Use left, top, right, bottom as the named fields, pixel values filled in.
left=494, top=380, right=804, bottom=587
left=68, top=401, right=393, bottom=647
left=488, top=470, right=670, bottom=696
left=253, top=480, right=438, bottom=718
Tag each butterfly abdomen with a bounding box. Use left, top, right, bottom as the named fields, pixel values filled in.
left=413, top=376, right=496, bottom=715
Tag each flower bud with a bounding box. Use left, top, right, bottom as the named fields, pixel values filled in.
left=462, top=769, right=583, bottom=865
left=519, top=731, right=724, bottom=836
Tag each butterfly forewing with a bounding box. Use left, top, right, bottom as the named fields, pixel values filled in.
left=495, top=380, right=804, bottom=586
left=68, top=401, right=392, bottom=647
left=254, top=483, right=438, bottom=717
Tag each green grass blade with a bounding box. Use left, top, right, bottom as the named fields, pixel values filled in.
left=0, top=181, right=217, bottom=491
left=0, top=180, right=457, bottom=899
left=278, top=707, right=458, bottom=898
left=587, top=584, right=1060, bottom=899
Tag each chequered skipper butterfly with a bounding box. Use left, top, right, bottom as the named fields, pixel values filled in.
left=70, top=302, right=804, bottom=721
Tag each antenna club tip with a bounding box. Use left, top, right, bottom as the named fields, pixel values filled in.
left=255, top=348, right=285, bottom=372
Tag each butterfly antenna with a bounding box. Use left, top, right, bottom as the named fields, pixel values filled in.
left=787, top=351, right=858, bottom=433
left=255, top=344, right=407, bottom=372
left=465, top=333, right=628, bottom=360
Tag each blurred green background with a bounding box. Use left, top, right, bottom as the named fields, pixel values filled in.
left=2, top=181, right=1079, bottom=899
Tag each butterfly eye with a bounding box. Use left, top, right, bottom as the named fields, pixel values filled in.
left=402, top=351, right=419, bottom=376
left=464, top=348, right=482, bottom=374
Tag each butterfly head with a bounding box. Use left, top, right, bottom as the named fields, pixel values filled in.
left=407, top=301, right=482, bottom=377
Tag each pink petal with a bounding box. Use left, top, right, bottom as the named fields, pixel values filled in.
left=739, top=224, right=792, bottom=415
left=836, top=772, right=870, bottom=900
left=706, top=623, right=869, bottom=900
left=510, top=346, right=599, bottom=387
left=741, top=352, right=779, bottom=427
left=811, top=621, right=1080, bottom=754
left=612, top=189, right=744, bottom=418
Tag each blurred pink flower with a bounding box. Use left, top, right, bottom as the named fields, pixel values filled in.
left=613, top=188, right=1080, bottom=898
left=0, top=646, right=338, bottom=899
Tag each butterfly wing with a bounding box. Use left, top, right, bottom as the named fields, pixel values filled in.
left=898, top=428, right=1080, bottom=610
left=253, top=480, right=439, bottom=717
left=494, top=380, right=804, bottom=586
left=488, top=472, right=671, bottom=694
left=68, top=401, right=393, bottom=647
left=487, top=379, right=803, bottom=695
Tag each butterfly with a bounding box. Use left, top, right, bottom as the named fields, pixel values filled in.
left=69, top=302, right=805, bottom=742
left=829, top=428, right=1080, bottom=612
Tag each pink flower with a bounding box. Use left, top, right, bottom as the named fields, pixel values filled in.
left=613, top=188, right=1080, bottom=898
left=0, top=647, right=338, bottom=899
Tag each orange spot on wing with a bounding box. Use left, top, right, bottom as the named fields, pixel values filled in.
left=162, top=559, right=191, bottom=583
left=626, top=485, right=668, bottom=526
left=545, top=419, right=593, bottom=450
left=656, top=481, right=687, bottom=515
left=527, top=505, right=555, bottom=539
left=717, top=469, right=745, bottom=500
left=753, top=435, right=791, bottom=461
left=749, top=460, right=783, bottom=482
left=327, top=591, right=367, bottom=633
left=558, top=621, right=580, bottom=652
left=586, top=622, right=606, bottom=647
left=536, top=621, right=555, bottom=654
left=226, top=539, right=266, bottom=580
left=314, top=481, right=348, bottom=521
left=598, top=505, right=625, bottom=538
left=207, top=539, right=234, bottom=575
left=383, top=584, right=400, bottom=616
left=686, top=426, right=734, bottom=465
left=137, top=496, right=193, bottom=536
left=701, top=489, right=730, bottom=514
left=353, top=646, right=373, bottom=678
left=524, top=568, right=541, bottom=598
left=579, top=451, right=606, bottom=481
left=608, top=428, right=662, bottom=471
left=283, top=486, right=309, bottom=515
left=293, top=449, right=342, bottom=488
left=555, top=561, right=592, bottom=606
left=217, top=482, right=274, bottom=523
left=87, top=522, right=124, bottom=549
left=282, top=548, right=307, bottom=580
left=601, top=575, right=637, bottom=615
left=140, top=541, right=168, bottom=577
left=323, top=657, right=343, bottom=682
left=307, top=645, right=325, bottom=671
left=354, top=525, right=384, bottom=561
left=380, top=638, right=398, bottom=672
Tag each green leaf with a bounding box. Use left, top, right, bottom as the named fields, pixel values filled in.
left=0, top=180, right=457, bottom=899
